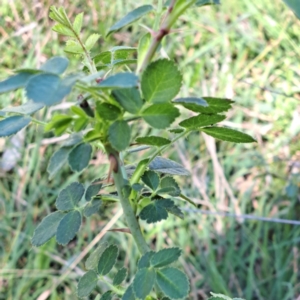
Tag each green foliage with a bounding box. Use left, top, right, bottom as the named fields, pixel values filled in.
left=112, top=88, right=143, bottom=114
left=55, top=182, right=85, bottom=210
left=149, top=157, right=190, bottom=176
left=141, top=59, right=182, bottom=103
left=108, top=120, right=131, bottom=151
left=155, top=268, right=189, bottom=299
left=113, top=267, right=128, bottom=286
left=158, top=177, right=181, bottom=197
left=107, top=5, right=154, bottom=36
left=100, top=291, right=114, bottom=300
left=1, top=101, right=44, bottom=115
left=83, top=199, right=102, bottom=217
left=141, top=170, right=160, bottom=191
left=0, top=116, right=31, bottom=137
left=68, top=143, right=92, bottom=172
left=40, top=56, right=69, bottom=74
left=133, top=268, right=156, bottom=299
left=85, top=180, right=102, bottom=201
left=179, top=114, right=226, bottom=129
left=31, top=211, right=65, bottom=247
left=201, top=127, right=256, bottom=143
left=150, top=248, right=182, bottom=268
left=85, top=242, right=108, bottom=270
left=136, top=136, right=171, bottom=147
left=0, top=72, right=34, bottom=94
left=209, top=292, right=245, bottom=300
left=77, top=270, right=98, bottom=298
left=97, top=73, right=138, bottom=89
left=97, top=244, right=119, bottom=275
left=56, top=210, right=82, bottom=245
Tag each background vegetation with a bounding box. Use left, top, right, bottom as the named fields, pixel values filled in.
left=0, top=0, right=300, bottom=299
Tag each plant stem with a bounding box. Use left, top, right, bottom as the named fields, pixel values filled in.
left=105, top=146, right=149, bottom=255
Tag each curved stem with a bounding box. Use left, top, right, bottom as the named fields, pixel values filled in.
left=105, top=146, right=149, bottom=255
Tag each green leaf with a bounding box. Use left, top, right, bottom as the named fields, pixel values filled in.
left=45, top=115, right=73, bottom=135
left=84, top=130, right=102, bottom=143
left=0, top=116, right=31, bottom=137
left=64, top=40, right=84, bottom=54
left=196, top=0, right=220, bottom=6
left=85, top=242, right=108, bottom=270
left=283, top=0, right=300, bottom=19
left=26, top=73, right=77, bottom=106
left=77, top=270, right=98, bottom=298
left=138, top=251, right=155, bottom=269
left=113, top=267, right=127, bottom=286
left=96, top=103, right=121, bottom=121
left=56, top=182, right=85, bottom=211
left=166, top=205, right=184, bottom=219
left=31, top=211, right=65, bottom=247
left=47, top=147, right=72, bottom=179
left=136, top=136, right=171, bottom=147
left=201, top=127, right=256, bottom=143
left=74, top=117, right=88, bottom=132
left=133, top=268, right=156, bottom=299
left=179, top=114, right=226, bottom=129
left=141, top=59, right=182, bottom=103
left=112, top=88, right=143, bottom=114
left=56, top=210, right=82, bottom=245
left=149, top=157, right=190, bottom=176
left=98, top=244, right=119, bottom=275
left=61, top=133, right=83, bottom=147
left=52, top=24, right=75, bottom=37
left=108, top=120, right=131, bottom=151
left=155, top=267, right=189, bottom=299
left=85, top=34, right=100, bottom=50
left=73, top=12, right=83, bottom=34
left=122, top=285, right=135, bottom=300
left=68, top=143, right=92, bottom=172
left=158, top=177, right=181, bottom=197
left=142, top=103, right=179, bottom=129
left=100, top=291, right=113, bottom=300
left=40, top=56, right=69, bottom=75
left=107, top=5, right=154, bottom=36
left=150, top=248, right=181, bottom=268
left=1, top=101, right=44, bottom=115
left=137, top=33, right=151, bottom=71
left=0, top=72, right=34, bottom=94
left=140, top=199, right=174, bottom=223
left=83, top=199, right=102, bottom=217
left=98, top=73, right=138, bottom=89
left=141, top=170, right=160, bottom=191
left=85, top=180, right=102, bottom=201
left=174, top=97, right=233, bottom=114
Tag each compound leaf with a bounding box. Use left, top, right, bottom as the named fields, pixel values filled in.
left=77, top=270, right=98, bottom=298
left=108, top=120, right=131, bottom=151
left=174, top=97, right=233, bottom=114
left=136, top=136, right=171, bottom=147
left=141, top=170, right=160, bottom=191
left=47, top=147, right=72, bottom=179
left=96, top=102, right=121, bottom=121
left=107, top=5, right=154, bottom=36
left=133, top=268, right=156, bottom=299
left=179, top=114, right=226, bottom=129
left=112, top=88, right=143, bottom=114
left=56, top=182, right=84, bottom=211
left=150, top=248, right=182, bottom=268
left=201, top=127, right=256, bottom=143
left=158, top=177, right=181, bottom=197
left=98, top=73, right=138, bottom=89
left=0, top=116, right=31, bottom=137
left=113, top=267, right=127, bottom=286
left=122, top=285, right=135, bottom=300
left=140, top=199, right=174, bottom=223
left=68, top=143, right=92, bottom=172
left=56, top=210, right=82, bottom=245
left=155, top=267, right=189, bottom=299
left=85, top=180, right=102, bottom=201
left=1, top=101, right=44, bottom=115
left=138, top=251, right=155, bottom=269
left=166, top=205, right=184, bottom=219
left=142, top=103, right=179, bottom=129
left=31, top=211, right=65, bottom=247
left=85, top=34, right=100, bottom=50
left=83, top=199, right=102, bottom=217
left=40, top=56, right=69, bottom=75
left=98, top=244, right=119, bottom=275
left=73, top=12, right=83, bottom=34
left=85, top=242, right=108, bottom=270
left=149, top=157, right=190, bottom=176
left=141, top=59, right=182, bottom=103
left=0, top=72, right=34, bottom=94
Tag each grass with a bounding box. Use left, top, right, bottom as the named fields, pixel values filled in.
left=0, top=0, right=300, bottom=299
